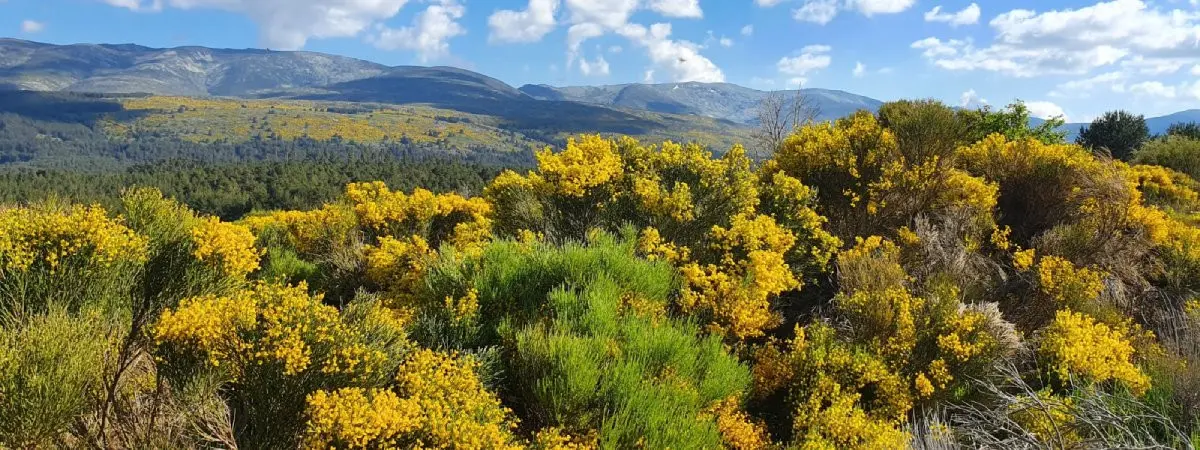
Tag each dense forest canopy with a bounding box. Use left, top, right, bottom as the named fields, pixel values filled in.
left=4, top=97, right=1200, bottom=449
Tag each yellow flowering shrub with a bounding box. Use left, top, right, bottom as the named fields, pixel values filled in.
left=303, top=349, right=520, bottom=449
left=191, top=217, right=262, bottom=278
left=364, top=235, right=433, bottom=307
left=0, top=204, right=147, bottom=273
left=243, top=204, right=357, bottom=255
left=344, top=182, right=492, bottom=250
left=1039, top=310, right=1150, bottom=395
left=767, top=324, right=912, bottom=449
left=678, top=214, right=799, bottom=339
left=705, top=396, right=770, bottom=450
left=530, top=427, right=598, bottom=450
left=768, top=112, right=997, bottom=241
left=759, top=172, right=843, bottom=277
left=1034, top=256, right=1105, bottom=310
left=535, top=134, right=624, bottom=198
left=1127, top=164, right=1200, bottom=211
left=154, top=282, right=391, bottom=380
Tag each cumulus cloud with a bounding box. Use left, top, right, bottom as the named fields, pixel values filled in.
left=1129, top=81, right=1178, bottom=99
left=792, top=0, right=915, bottom=24
left=853, top=61, right=865, bottom=77
left=97, top=0, right=412, bottom=50
left=960, top=89, right=988, bottom=108
left=741, top=24, right=755, bottom=36
left=578, top=54, right=611, bottom=76
left=369, top=0, right=465, bottom=63
left=778, top=45, right=832, bottom=78
left=1193, top=64, right=1200, bottom=76
left=617, top=22, right=724, bottom=82
left=913, top=0, right=1200, bottom=78
left=793, top=0, right=840, bottom=24
left=20, top=20, right=45, bottom=33
left=1050, top=72, right=1128, bottom=97
left=488, top=0, right=559, bottom=44
left=646, top=0, right=702, bottom=18
left=924, top=3, right=980, bottom=26
left=1025, top=101, right=1068, bottom=121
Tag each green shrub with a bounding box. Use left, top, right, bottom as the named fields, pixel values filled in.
left=1135, top=136, right=1200, bottom=181
left=0, top=309, right=119, bottom=447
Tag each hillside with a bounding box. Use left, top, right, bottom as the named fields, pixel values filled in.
left=519, top=82, right=885, bottom=124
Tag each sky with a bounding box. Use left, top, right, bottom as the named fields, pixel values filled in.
left=3, top=0, right=1200, bottom=122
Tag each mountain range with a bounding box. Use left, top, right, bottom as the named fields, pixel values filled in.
left=1, top=38, right=1197, bottom=136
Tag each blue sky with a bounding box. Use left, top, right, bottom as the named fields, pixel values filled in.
left=4, top=0, right=1200, bottom=121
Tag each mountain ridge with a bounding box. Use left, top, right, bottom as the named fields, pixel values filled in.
left=2, top=38, right=1197, bottom=135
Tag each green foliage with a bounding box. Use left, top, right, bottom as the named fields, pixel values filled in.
left=0, top=309, right=118, bottom=448
left=1077, top=110, right=1151, bottom=160
left=958, top=101, right=1068, bottom=145
left=1135, top=136, right=1200, bottom=181
left=420, top=234, right=750, bottom=449
left=1166, top=122, right=1200, bottom=141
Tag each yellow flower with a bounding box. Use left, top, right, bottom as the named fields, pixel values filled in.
left=1039, top=310, right=1150, bottom=395
left=1036, top=256, right=1105, bottom=309
left=0, top=204, right=147, bottom=273
left=191, top=217, right=262, bottom=278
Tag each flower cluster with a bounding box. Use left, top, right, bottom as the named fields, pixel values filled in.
left=678, top=214, right=799, bottom=339
left=0, top=204, right=147, bottom=273
left=705, top=396, right=770, bottom=450
left=243, top=204, right=357, bottom=255
left=345, top=182, right=492, bottom=250
left=1039, top=310, right=1150, bottom=395
left=534, top=134, right=624, bottom=198
left=191, top=217, right=262, bottom=278
left=303, top=349, right=520, bottom=449
left=1034, top=256, right=1106, bottom=309
left=154, top=282, right=389, bottom=379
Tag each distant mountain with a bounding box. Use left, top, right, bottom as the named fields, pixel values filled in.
left=4, top=38, right=1197, bottom=143
left=519, top=82, right=884, bottom=124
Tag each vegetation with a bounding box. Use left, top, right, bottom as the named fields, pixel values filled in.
left=5, top=98, right=1200, bottom=449
left=1077, top=110, right=1151, bottom=160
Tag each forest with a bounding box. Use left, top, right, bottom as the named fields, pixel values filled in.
left=4, top=98, right=1200, bottom=449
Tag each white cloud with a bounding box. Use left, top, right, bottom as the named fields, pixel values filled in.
left=1025, top=101, right=1068, bottom=121
left=755, top=0, right=786, bottom=6
left=720, top=37, right=734, bottom=47
left=914, top=0, right=1200, bottom=78
left=793, top=0, right=840, bottom=24
left=792, top=0, right=917, bottom=23
left=488, top=0, right=559, bottom=44
left=960, top=89, right=988, bottom=108
left=924, top=3, right=980, bottom=26
left=1129, top=81, right=1178, bottom=99
left=97, top=0, right=411, bottom=50
left=617, top=22, right=724, bottom=82
left=878, top=67, right=894, bottom=74
left=643, top=69, right=656, bottom=83
left=741, top=24, right=755, bottom=36
left=853, top=61, right=865, bottom=77
left=788, top=77, right=808, bottom=88
left=609, top=45, right=623, bottom=53
left=369, top=0, right=465, bottom=63
left=1051, top=72, right=1127, bottom=97
left=564, top=0, right=640, bottom=28
left=646, top=0, right=702, bottom=18
left=778, top=45, right=832, bottom=77
left=1188, top=80, right=1200, bottom=101
left=1121, top=56, right=1194, bottom=75
left=20, top=20, right=44, bottom=33
left=847, top=0, right=915, bottom=16
left=1192, top=64, right=1200, bottom=75
left=578, top=54, right=611, bottom=76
